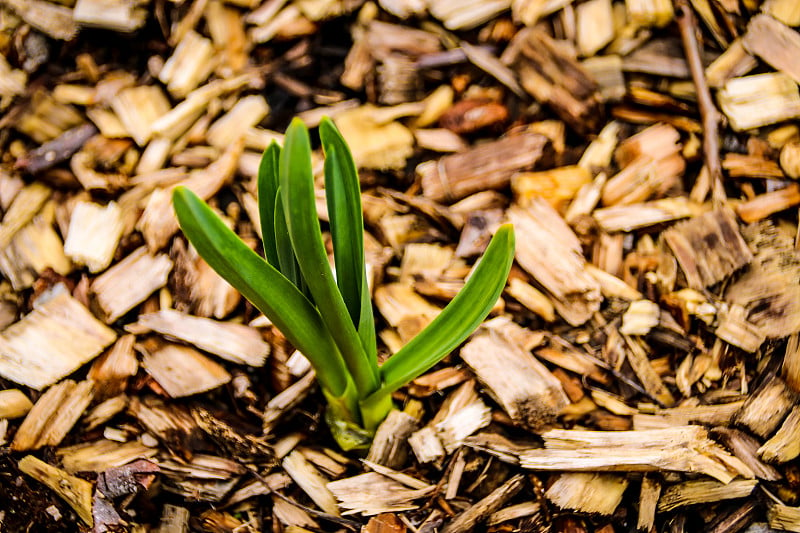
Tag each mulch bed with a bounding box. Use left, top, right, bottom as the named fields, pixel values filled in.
left=2, top=0, right=800, bottom=532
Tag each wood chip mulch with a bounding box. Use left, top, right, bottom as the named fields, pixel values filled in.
left=2, top=0, right=800, bottom=532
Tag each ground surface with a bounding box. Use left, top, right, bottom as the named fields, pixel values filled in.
left=2, top=0, right=800, bottom=532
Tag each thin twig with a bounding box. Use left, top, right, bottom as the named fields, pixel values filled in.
left=676, top=0, right=726, bottom=204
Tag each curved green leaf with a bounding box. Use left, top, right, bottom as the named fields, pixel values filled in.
left=368, top=224, right=515, bottom=402
left=257, top=141, right=281, bottom=267
left=279, top=118, right=380, bottom=398
left=172, top=185, right=350, bottom=397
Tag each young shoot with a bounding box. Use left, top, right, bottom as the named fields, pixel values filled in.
left=172, top=117, right=515, bottom=450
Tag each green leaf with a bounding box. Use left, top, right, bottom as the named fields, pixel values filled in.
left=319, top=119, right=363, bottom=321
left=172, top=185, right=351, bottom=398
left=368, top=224, right=515, bottom=402
left=320, top=118, right=376, bottom=364
left=279, top=118, right=380, bottom=399
left=257, top=141, right=281, bottom=267
left=322, top=147, right=363, bottom=327
left=273, top=187, right=306, bottom=294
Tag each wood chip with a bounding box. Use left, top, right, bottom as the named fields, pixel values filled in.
left=460, top=328, right=568, bottom=429
left=0, top=182, right=51, bottom=250
left=367, top=410, right=420, bottom=469
left=508, top=200, right=602, bottom=326
left=283, top=450, right=340, bottom=516
left=637, top=475, right=661, bottom=531
left=718, top=73, right=800, bottom=131
left=63, top=201, right=124, bottom=273
left=0, top=291, right=116, bottom=389
left=758, top=405, right=800, bottom=463
left=769, top=504, right=800, bottom=533
left=328, top=471, right=434, bottom=516
left=0, top=0, right=78, bottom=40
left=110, top=85, right=171, bottom=146
left=725, top=221, right=800, bottom=338
left=141, top=342, right=231, bottom=398
left=519, top=426, right=753, bottom=483
left=713, top=427, right=782, bottom=481
left=657, top=479, right=758, bottom=512
left=546, top=473, right=628, bottom=515
left=742, top=14, right=800, bottom=85
left=0, top=388, right=33, bottom=419
left=734, top=375, right=798, bottom=438
left=12, top=379, right=95, bottom=451
left=90, top=247, right=173, bottom=324
left=207, top=95, right=270, bottom=148
left=73, top=0, right=147, bottom=32
left=18, top=455, right=94, bottom=526
left=663, top=207, right=752, bottom=289
left=128, top=309, right=269, bottom=367
left=334, top=105, right=416, bottom=170
left=418, top=132, right=550, bottom=202
left=506, top=28, right=603, bottom=135
left=441, top=474, right=525, bottom=533
left=136, top=139, right=243, bottom=250
left=158, top=30, right=217, bottom=98
left=88, top=334, right=139, bottom=399
left=57, top=439, right=158, bottom=473
left=593, top=197, right=700, bottom=232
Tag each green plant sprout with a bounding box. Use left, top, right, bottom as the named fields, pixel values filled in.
left=172, top=117, right=515, bottom=450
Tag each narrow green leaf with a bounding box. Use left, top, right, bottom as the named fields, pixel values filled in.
left=257, top=141, right=281, bottom=267
left=280, top=118, right=380, bottom=398
left=273, top=187, right=306, bottom=293
left=319, top=117, right=377, bottom=365
left=322, top=145, right=363, bottom=328
left=357, top=267, right=377, bottom=363
left=370, top=224, right=515, bottom=400
left=172, top=185, right=350, bottom=398
left=322, top=147, right=377, bottom=366
left=319, top=119, right=363, bottom=314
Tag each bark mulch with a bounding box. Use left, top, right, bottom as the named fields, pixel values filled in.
left=1, top=0, right=800, bottom=532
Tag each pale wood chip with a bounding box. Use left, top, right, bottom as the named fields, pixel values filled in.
left=328, top=471, right=434, bottom=516
left=718, top=73, right=800, bottom=131
left=0, top=292, right=116, bottom=389
left=283, top=450, right=340, bottom=516
left=0, top=0, right=78, bottom=40
left=460, top=328, right=568, bottom=429
left=136, top=139, right=244, bottom=250
left=0, top=388, right=33, bottom=419
left=90, top=247, right=173, bottom=324
left=657, top=479, right=758, bottom=512
left=758, top=405, right=800, bottom=463
left=63, top=201, right=124, bottom=273
left=73, top=0, right=147, bottom=32
left=742, top=14, right=800, bottom=84
left=508, top=200, right=602, bottom=326
left=128, top=309, right=269, bottom=367
left=158, top=30, right=217, bottom=98
left=57, top=439, right=158, bottom=473
left=546, top=473, right=628, bottom=515
left=12, top=379, right=95, bottom=451
left=519, top=426, right=754, bottom=483
left=141, top=342, right=231, bottom=398
left=18, top=456, right=94, bottom=525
